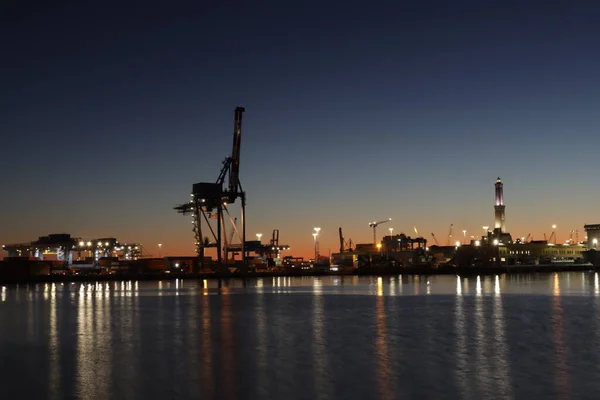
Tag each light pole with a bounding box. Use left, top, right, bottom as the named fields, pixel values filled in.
left=158, top=243, right=162, bottom=258
left=312, top=233, right=318, bottom=261
left=256, top=233, right=262, bottom=243
left=314, top=227, right=321, bottom=260
left=462, top=230, right=467, bottom=244
left=552, top=224, right=557, bottom=245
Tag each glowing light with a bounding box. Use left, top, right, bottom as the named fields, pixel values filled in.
left=456, top=276, right=462, bottom=295
left=476, top=276, right=482, bottom=296
left=493, top=239, right=499, bottom=245
left=256, top=233, right=262, bottom=241
left=79, top=241, right=84, bottom=247
left=86, top=241, right=91, bottom=246
left=455, top=241, right=461, bottom=247
left=494, top=275, right=500, bottom=295
left=475, top=240, right=481, bottom=246
left=553, top=273, right=560, bottom=296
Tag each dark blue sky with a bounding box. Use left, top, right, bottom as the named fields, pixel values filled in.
left=2, top=1, right=600, bottom=257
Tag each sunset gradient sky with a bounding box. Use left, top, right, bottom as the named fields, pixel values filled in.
left=2, top=1, right=600, bottom=259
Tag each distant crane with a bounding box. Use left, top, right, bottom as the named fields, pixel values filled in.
left=447, top=224, right=453, bottom=246
left=431, top=233, right=440, bottom=246
left=369, top=218, right=391, bottom=244
left=569, top=230, right=573, bottom=243
left=525, top=233, right=531, bottom=243
left=338, top=227, right=354, bottom=253
left=270, top=229, right=279, bottom=247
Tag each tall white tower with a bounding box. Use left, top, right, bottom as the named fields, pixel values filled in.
left=494, top=177, right=506, bottom=233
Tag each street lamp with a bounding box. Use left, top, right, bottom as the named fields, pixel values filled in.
left=462, top=230, right=467, bottom=244
left=552, top=224, right=557, bottom=245
left=158, top=243, right=162, bottom=258
left=256, top=233, right=262, bottom=242
left=312, top=232, right=318, bottom=261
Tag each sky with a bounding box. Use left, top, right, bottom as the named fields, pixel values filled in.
left=2, top=0, right=600, bottom=260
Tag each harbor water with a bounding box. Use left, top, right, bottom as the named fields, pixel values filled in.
left=2, top=273, right=600, bottom=399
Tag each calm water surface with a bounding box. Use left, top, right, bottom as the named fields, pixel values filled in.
left=2, top=272, right=600, bottom=399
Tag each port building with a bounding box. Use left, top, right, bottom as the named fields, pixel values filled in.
left=2, top=233, right=142, bottom=264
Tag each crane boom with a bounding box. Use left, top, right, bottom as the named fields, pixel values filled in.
left=368, top=218, right=391, bottom=244
left=229, top=107, right=245, bottom=196
left=431, top=233, right=439, bottom=246
left=339, top=227, right=345, bottom=253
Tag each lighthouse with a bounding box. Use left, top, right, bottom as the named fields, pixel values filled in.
left=494, top=177, right=506, bottom=233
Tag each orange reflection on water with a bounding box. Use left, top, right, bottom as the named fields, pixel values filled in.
left=551, top=273, right=570, bottom=399
left=312, top=287, right=331, bottom=396
left=200, top=293, right=214, bottom=398
left=375, top=290, right=392, bottom=400
left=553, top=273, right=561, bottom=296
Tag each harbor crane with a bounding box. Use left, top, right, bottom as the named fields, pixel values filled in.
left=431, top=233, right=439, bottom=246
left=174, top=107, right=247, bottom=268
left=369, top=218, right=391, bottom=244
left=338, top=227, right=354, bottom=253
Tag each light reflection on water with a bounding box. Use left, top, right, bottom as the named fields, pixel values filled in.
left=1, top=272, right=600, bottom=399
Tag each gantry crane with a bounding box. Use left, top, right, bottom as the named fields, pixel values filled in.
left=369, top=218, right=391, bottom=244
left=174, top=107, right=247, bottom=268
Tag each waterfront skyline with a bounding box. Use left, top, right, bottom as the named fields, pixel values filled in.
left=2, top=1, right=600, bottom=260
